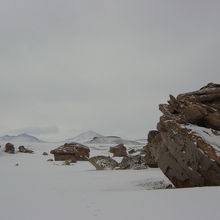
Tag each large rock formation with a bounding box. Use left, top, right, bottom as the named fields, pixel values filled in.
left=50, top=143, right=90, bottom=162
left=5, top=143, right=15, bottom=154
left=109, top=144, right=127, bottom=157
left=149, top=83, right=220, bottom=187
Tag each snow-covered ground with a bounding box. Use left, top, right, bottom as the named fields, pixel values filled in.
left=0, top=142, right=219, bottom=220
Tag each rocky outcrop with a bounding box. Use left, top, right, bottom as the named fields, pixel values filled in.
left=89, top=156, right=119, bottom=170
left=109, top=144, right=127, bottom=157
left=50, top=142, right=90, bottom=162
left=5, top=143, right=15, bottom=153
left=149, top=83, right=220, bottom=187
left=18, top=146, right=34, bottom=153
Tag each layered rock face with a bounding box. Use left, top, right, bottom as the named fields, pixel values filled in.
left=50, top=143, right=90, bottom=162
left=150, top=83, right=220, bottom=187
left=109, top=144, right=127, bottom=157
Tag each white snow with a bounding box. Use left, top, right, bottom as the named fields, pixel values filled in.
left=0, top=142, right=219, bottom=220
left=182, top=124, right=220, bottom=156
left=65, top=130, right=103, bottom=143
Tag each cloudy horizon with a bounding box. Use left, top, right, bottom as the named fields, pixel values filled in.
left=0, top=0, right=220, bottom=141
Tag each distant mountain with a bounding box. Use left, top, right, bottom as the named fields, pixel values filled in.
left=65, top=130, right=103, bottom=143
left=0, top=133, right=45, bottom=143
left=86, top=136, right=142, bottom=145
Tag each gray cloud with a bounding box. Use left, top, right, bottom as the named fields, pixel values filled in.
left=0, top=0, right=220, bottom=140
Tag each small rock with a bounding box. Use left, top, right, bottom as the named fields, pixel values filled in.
left=5, top=143, right=15, bottom=154
left=109, top=144, right=127, bottom=157
left=47, top=159, right=53, bottom=162
left=18, top=146, right=33, bottom=153
left=42, top=152, right=48, bottom=156
left=89, top=156, right=119, bottom=170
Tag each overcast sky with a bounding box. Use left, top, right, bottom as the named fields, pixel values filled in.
left=0, top=0, right=219, bottom=141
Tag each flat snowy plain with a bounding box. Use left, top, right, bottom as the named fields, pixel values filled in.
left=0, top=142, right=219, bottom=220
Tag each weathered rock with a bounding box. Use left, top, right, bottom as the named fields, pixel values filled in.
left=18, top=146, right=34, bottom=153
left=143, top=130, right=158, bottom=168
left=50, top=142, right=90, bottom=161
left=42, top=152, right=48, bottom=156
left=109, top=144, right=127, bottom=157
left=119, top=155, right=147, bottom=170
left=5, top=143, right=15, bottom=154
left=89, top=156, right=119, bottom=170
left=149, top=83, right=220, bottom=187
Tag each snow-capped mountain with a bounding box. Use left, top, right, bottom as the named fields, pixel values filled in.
left=65, top=130, right=103, bottom=143
left=86, top=136, right=142, bottom=145
left=0, top=133, right=45, bottom=143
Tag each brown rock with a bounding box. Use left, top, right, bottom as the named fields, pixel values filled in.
left=89, top=156, right=119, bottom=170
left=149, top=83, right=220, bottom=188
left=119, top=155, right=147, bottom=170
left=50, top=142, right=90, bottom=161
left=18, top=146, right=34, bottom=153
left=42, top=152, right=48, bottom=156
left=5, top=143, right=15, bottom=154
left=143, top=130, right=158, bottom=168
left=109, top=144, right=127, bottom=157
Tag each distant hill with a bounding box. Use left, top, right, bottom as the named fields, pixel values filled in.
left=0, top=133, right=45, bottom=143
left=86, top=136, right=142, bottom=145
left=65, top=130, right=103, bottom=143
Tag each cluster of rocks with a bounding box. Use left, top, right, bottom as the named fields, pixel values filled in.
left=148, top=83, right=220, bottom=188
left=4, top=143, right=34, bottom=154
left=50, top=142, right=90, bottom=163
left=89, top=144, right=152, bottom=170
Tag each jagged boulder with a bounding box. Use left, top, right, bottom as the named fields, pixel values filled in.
left=18, top=146, right=34, bottom=153
left=149, top=83, right=220, bottom=187
left=50, top=142, right=90, bottom=162
left=109, top=144, right=127, bottom=157
left=5, top=143, right=15, bottom=154
left=89, top=156, right=119, bottom=170
left=119, top=155, right=147, bottom=169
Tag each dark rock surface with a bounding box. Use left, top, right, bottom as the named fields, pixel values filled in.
left=149, top=83, right=220, bottom=187
left=109, top=144, right=127, bottom=157
left=18, top=146, right=34, bottom=153
left=119, top=155, right=147, bottom=170
left=50, top=142, right=90, bottom=161
left=5, top=143, right=15, bottom=154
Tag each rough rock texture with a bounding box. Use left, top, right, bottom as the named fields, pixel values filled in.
left=18, top=146, right=34, bottom=153
left=50, top=142, right=90, bottom=161
left=149, top=83, right=220, bottom=187
left=143, top=130, right=158, bottom=168
left=89, top=156, right=119, bottom=170
left=119, top=155, right=147, bottom=170
left=109, top=144, right=127, bottom=157
left=5, top=143, right=15, bottom=154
